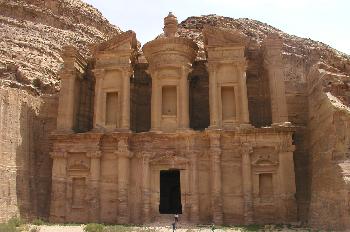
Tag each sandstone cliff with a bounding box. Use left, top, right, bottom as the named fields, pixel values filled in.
left=0, top=0, right=120, bottom=95
left=0, top=0, right=120, bottom=222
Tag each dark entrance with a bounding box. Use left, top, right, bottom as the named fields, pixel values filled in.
left=159, top=169, right=182, bottom=214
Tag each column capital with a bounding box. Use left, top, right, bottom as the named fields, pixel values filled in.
left=136, top=151, right=153, bottom=160
left=87, top=151, right=102, bottom=159
left=114, top=150, right=133, bottom=159
left=92, top=69, right=106, bottom=78
left=205, top=62, right=218, bottom=73
left=241, top=143, right=253, bottom=155
left=277, top=143, right=295, bottom=153
left=120, top=66, right=134, bottom=76
left=50, top=151, right=67, bottom=159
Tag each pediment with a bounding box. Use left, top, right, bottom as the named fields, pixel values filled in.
left=203, top=25, right=248, bottom=47
left=95, top=30, right=138, bottom=52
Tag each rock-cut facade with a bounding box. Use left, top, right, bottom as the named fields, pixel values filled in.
left=50, top=13, right=298, bottom=224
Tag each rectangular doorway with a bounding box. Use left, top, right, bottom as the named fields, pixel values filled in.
left=159, top=169, right=182, bottom=214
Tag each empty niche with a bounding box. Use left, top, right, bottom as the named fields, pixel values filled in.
left=105, top=92, right=118, bottom=126
left=221, top=86, right=236, bottom=121
left=162, top=86, right=177, bottom=116
left=72, top=177, right=86, bottom=208
left=259, top=173, right=273, bottom=201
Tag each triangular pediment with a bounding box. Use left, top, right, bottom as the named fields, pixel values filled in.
left=203, top=25, right=248, bottom=47
left=95, top=30, right=138, bottom=52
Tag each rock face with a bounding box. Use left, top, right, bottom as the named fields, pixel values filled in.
left=0, top=2, right=350, bottom=230
left=0, top=0, right=120, bottom=95
left=0, top=0, right=120, bottom=222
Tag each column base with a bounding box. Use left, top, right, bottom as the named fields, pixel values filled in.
left=149, top=128, right=163, bottom=133
left=272, top=121, right=292, bottom=127
left=114, top=128, right=132, bottom=133
left=176, top=128, right=193, bottom=133
left=53, top=129, right=74, bottom=134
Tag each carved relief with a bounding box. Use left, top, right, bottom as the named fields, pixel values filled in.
left=68, top=153, right=90, bottom=171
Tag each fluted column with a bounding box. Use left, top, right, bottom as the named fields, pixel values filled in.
left=151, top=73, right=161, bottom=131
left=207, top=63, right=219, bottom=128
left=241, top=143, right=253, bottom=224
left=50, top=151, right=68, bottom=222
left=116, top=137, right=132, bottom=223
left=87, top=151, right=102, bottom=222
left=190, top=151, right=200, bottom=223
left=121, top=68, right=132, bottom=130
left=92, top=69, right=105, bottom=130
left=209, top=132, right=223, bottom=224
left=141, top=152, right=152, bottom=223
left=57, top=71, right=77, bottom=133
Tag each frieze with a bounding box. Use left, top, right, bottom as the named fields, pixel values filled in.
left=50, top=151, right=67, bottom=159
left=86, top=151, right=102, bottom=159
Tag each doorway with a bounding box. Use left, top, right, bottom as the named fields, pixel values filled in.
left=159, top=169, right=182, bottom=214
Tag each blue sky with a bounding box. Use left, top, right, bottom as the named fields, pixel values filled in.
left=82, top=0, right=350, bottom=55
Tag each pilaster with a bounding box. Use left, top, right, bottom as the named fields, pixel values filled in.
left=208, top=132, right=223, bottom=224
left=190, top=151, right=200, bottom=223
left=241, top=143, right=254, bottom=224
left=140, top=152, right=152, bottom=223
left=50, top=151, right=68, bottom=222
left=87, top=150, right=102, bottom=222
left=115, top=137, right=132, bottom=223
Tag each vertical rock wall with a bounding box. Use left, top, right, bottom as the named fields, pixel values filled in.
left=0, top=87, right=58, bottom=222
left=307, top=67, right=350, bottom=230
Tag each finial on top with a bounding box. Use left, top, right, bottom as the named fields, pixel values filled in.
left=164, top=12, right=178, bottom=38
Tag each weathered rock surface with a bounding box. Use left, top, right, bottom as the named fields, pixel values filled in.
left=0, top=0, right=120, bottom=95
left=1, top=2, right=350, bottom=229
left=0, top=0, right=120, bottom=222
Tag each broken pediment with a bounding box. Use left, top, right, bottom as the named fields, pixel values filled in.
left=94, top=30, right=138, bottom=53
left=203, top=25, right=248, bottom=47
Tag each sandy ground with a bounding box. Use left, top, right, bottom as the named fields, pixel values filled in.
left=35, top=225, right=311, bottom=232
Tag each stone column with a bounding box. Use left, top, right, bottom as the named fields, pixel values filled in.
left=208, top=132, right=223, bottom=224
left=241, top=143, right=253, bottom=224
left=141, top=152, right=152, bottom=223
left=207, top=63, right=219, bottom=128
left=50, top=151, right=68, bottom=223
left=179, top=66, right=191, bottom=129
left=151, top=73, right=161, bottom=131
left=93, top=69, right=105, bottom=130
left=277, top=142, right=297, bottom=222
left=263, top=34, right=289, bottom=125
left=121, top=68, right=132, bottom=130
left=57, top=70, right=77, bottom=133
left=87, top=151, right=102, bottom=222
left=190, top=151, right=200, bottom=223
left=237, top=64, right=250, bottom=124
left=116, top=137, right=132, bottom=223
